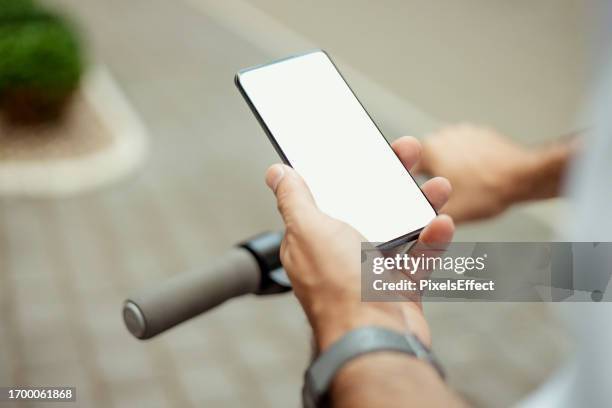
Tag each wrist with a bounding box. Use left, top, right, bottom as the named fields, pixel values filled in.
left=512, top=141, right=574, bottom=202
left=311, top=301, right=430, bottom=353
left=504, top=149, right=539, bottom=204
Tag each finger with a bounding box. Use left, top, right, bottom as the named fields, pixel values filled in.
left=436, top=200, right=464, bottom=223
left=411, top=157, right=425, bottom=175
left=418, top=214, right=454, bottom=245
left=391, top=136, right=422, bottom=171
left=411, top=138, right=433, bottom=175
left=406, top=215, right=455, bottom=282
left=420, top=177, right=452, bottom=211
left=265, top=164, right=318, bottom=224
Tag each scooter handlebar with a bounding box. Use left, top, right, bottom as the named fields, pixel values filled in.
left=123, top=247, right=261, bottom=339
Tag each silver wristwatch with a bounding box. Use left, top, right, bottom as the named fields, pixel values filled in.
left=302, top=326, right=444, bottom=408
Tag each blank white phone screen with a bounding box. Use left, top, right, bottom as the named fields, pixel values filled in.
left=238, top=51, right=436, bottom=243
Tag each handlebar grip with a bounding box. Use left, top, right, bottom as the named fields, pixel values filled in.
left=123, top=247, right=261, bottom=339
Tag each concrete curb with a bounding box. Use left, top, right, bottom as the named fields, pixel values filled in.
left=0, top=66, right=148, bottom=197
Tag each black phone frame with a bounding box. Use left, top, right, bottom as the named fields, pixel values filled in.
left=234, top=49, right=437, bottom=249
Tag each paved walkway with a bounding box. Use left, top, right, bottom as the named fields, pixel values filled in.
left=0, top=0, right=569, bottom=407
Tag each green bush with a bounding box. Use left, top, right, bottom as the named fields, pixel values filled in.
left=0, top=0, right=84, bottom=123
left=0, top=0, right=37, bottom=19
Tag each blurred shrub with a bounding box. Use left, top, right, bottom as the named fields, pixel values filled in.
left=0, top=0, right=37, bottom=19
left=0, top=0, right=84, bottom=124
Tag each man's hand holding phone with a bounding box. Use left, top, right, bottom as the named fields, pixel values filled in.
left=265, top=136, right=454, bottom=352
left=241, top=51, right=462, bottom=407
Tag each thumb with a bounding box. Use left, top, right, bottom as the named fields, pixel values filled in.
left=265, top=164, right=318, bottom=224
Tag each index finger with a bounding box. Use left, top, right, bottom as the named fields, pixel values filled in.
left=391, top=136, right=422, bottom=172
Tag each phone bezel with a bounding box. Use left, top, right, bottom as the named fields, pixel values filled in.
left=235, top=49, right=436, bottom=249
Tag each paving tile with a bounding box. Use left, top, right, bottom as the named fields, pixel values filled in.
left=0, top=325, right=14, bottom=385
left=23, top=362, right=95, bottom=408
left=179, top=365, right=258, bottom=408
left=19, top=325, right=79, bottom=369
left=110, top=379, right=172, bottom=408
left=92, top=337, right=158, bottom=386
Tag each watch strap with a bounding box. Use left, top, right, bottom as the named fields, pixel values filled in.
left=302, top=326, right=444, bottom=408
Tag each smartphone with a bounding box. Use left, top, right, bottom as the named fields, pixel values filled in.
left=235, top=50, right=436, bottom=247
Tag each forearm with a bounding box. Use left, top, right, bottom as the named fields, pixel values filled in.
left=331, top=352, right=465, bottom=408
